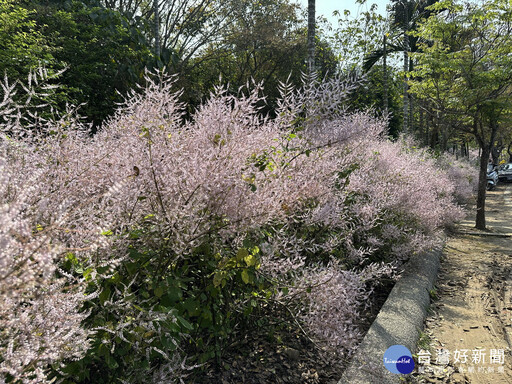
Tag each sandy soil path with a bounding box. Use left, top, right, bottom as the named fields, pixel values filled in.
left=410, top=183, right=512, bottom=384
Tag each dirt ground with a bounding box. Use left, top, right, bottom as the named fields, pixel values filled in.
left=410, top=183, right=512, bottom=384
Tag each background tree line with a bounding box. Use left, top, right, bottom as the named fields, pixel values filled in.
left=1, top=0, right=410, bottom=131
left=350, top=0, right=512, bottom=229
left=0, top=0, right=338, bottom=128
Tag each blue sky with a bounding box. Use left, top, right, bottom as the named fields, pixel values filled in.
left=297, top=0, right=391, bottom=26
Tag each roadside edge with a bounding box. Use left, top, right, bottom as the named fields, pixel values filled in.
left=338, top=242, right=443, bottom=383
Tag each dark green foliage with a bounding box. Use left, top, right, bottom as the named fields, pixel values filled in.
left=0, top=0, right=55, bottom=80
left=183, top=0, right=337, bottom=116
left=17, top=0, right=153, bottom=127
left=348, top=67, right=402, bottom=138
left=55, top=224, right=274, bottom=383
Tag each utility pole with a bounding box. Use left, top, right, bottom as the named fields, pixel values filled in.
left=307, top=0, right=316, bottom=74
left=383, top=34, right=389, bottom=112
left=153, top=0, right=160, bottom=58
left=402, top=0, right=409, bottom=132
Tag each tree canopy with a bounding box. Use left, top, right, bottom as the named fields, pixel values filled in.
left=410, top=0, right=512, bottom=228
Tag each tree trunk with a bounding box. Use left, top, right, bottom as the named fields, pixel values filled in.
left=426, top=104, right=431, bottom=146
left=153, top=0, right=160, bottom=58
left=475, top=145, right=490, bottom=230
left=475, top=116, right=499, bottom=230
left=419, top=101, right=426, bottom=145
left=408, top=58, right=414, bottom=132
left=441, top=122, right=448, bottom=151
left=383, top=34, right=388, bottom=112
left=307, top=0, right=315, bottom=74
left=430, top=110, right=439, bottom=149
left=491, top=145, right=501, bottom=165
left=402, top=10, right=409, bottom=133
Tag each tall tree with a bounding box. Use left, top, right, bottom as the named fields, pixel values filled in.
left=332, top=4, right=401, bottom=133
left=22, top=0, right=153, bottom=127
left=394, top=0, right=411, bottom=132
left=409, top=0, right=512, bottom=229
left=363, top=0, right=440, bottom=132
left=0, top=0, right=56, bottom=81
left=101, top=0, right=229, bottom=69
left=334, top=2, right=388, bottom=71
left=186, top=0, right=337, bottom=113
left=383, top=33, right=389, bottom=112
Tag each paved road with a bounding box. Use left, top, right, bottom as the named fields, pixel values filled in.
left=410, top=183, right=512, bottom=384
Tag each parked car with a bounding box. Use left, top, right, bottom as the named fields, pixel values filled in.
left=498, top=163, right=512, bottom=182
left=487, top=164, right=499, bottom=190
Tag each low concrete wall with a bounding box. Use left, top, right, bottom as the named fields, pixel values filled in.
left=338, top=244, right=442, bottom=384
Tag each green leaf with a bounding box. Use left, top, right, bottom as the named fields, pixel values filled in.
left=236, top=248, right=249, bottom=261
left=182, top=299, right=200, bottom=316
left=213, top=271, right=223, bottom=287
left=65, top=252, right=77, bottom=264
left=133, top=304, right=146, bottom=312
left=99, top=286, right=111, bottom=304
left=154, top=286, right=164, bottom=297
left=83, top=267, right=94, bottom=281
left=244, top=254, right=256, bottom=267
left=125, top=262, right=139, bottom=275
left=105, top=352, right=119, bottom=369
left=241, top=269, right=250, bottom=284
left=176, top=315, right=194, bottom=331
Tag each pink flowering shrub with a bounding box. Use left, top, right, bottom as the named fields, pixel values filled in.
left=0, top=156, right=90, bottom=383
left=435, top=152, right=478, bottom=205
left=0, top=71, right=472, bottom=381
left=286, top=261, right=397, bottom=360
left=236, top=79, right=467, bottom=359
left=340, top=137, right=465, bottom=262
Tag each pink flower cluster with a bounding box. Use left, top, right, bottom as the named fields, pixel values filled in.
left=0, top=157, right=90, bottom=383
left=435, top=151, right=478, bottom=205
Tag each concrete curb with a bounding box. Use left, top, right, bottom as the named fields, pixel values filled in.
left=338, top=243, right=443, bottom=384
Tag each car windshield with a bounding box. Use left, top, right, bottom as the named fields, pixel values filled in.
left=503, top=164, right=512, bottom=171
